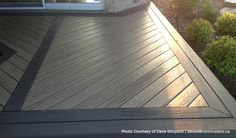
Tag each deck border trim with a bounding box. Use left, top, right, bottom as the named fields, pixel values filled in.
left=0, top=118, right=236, bottom=137
left=0, top=107, right=231, bottom=124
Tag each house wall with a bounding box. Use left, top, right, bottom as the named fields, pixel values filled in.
left=105, top=0, right=150, bottom=13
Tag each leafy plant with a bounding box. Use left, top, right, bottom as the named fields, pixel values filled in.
left=187, top=18, right=214, bottom=44
left=215, top=13, right=236, bottom=36
left=202, top=0, right=219, bottom=23
left=203, top=36, right=236, bottom=78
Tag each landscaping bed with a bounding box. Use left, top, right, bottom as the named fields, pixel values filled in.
left=152, top=0, right=236, bottom=99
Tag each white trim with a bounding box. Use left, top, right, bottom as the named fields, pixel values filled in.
left=0, top=0, right=45, bottom=10
left=45, top=0, right=104, bottom=10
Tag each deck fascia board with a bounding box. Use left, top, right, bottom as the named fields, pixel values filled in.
left=0, top=107, right=230, bottom=124
left=0, top=118, right=236, bottom=137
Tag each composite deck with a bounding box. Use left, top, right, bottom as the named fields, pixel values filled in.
left=0, top=3, right=236, bottom=136
left=0, top=16, right=55, bottom=111
left=18, top=4, right=232, bottom=117
left=21, top=10, right=211, bottom=110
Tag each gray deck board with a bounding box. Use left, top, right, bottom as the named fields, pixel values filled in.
left=144, top=73, right=192, bottom=107
left=0, top=24, right=41, bottom=47
left=8, top=55, right=29, bottom=71
left=0, top=61, right=24, bottom=81
left=0, top=69, right=18, bottom=92
left=0, top=86, right=11, bottom=106
left=0, top=38, right=33, bottom=62
left=0, top=30, right=37, bottom=54
left=0, top=17, right=45, bottom=41
left=166, top=83, right=200, bottom=107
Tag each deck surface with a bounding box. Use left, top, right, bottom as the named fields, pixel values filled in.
left=0, top=16, right=55, bottom=110
left=0, top=3, right=236, bottom=136
left=17, top=6, right=232, bottom=115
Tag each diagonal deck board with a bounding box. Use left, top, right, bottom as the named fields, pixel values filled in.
left=166, top=83, right=200, bottom=107
left=143, top=73, right=193, bottom=107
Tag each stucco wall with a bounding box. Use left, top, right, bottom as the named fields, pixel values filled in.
left=105, top=0, right=150, bottom=13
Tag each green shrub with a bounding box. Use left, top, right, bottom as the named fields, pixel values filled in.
left=202, top=1, right=219, bottom=23
left=187, top=18, right=215, bottom=44
left=203, top=36, right=236, bottom=78
left=215, top=13, right=236, bottom=36
left=170, top=0, right=199, bottom=18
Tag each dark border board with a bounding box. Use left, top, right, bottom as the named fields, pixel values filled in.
left=0, top=107, right=231, bottom=124
left=0, top=42, right=16, bottom=65
left=0, top=118, right=236, bottom=138
left=0, top=4, right=148, bottom=17
left=4, top=16, right=64, bottom=111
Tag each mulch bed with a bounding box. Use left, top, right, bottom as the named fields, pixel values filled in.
left=152, top=0, right=236, bottom=99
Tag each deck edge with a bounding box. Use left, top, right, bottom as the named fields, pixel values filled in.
left=0, top=107, right=230, bottom=124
